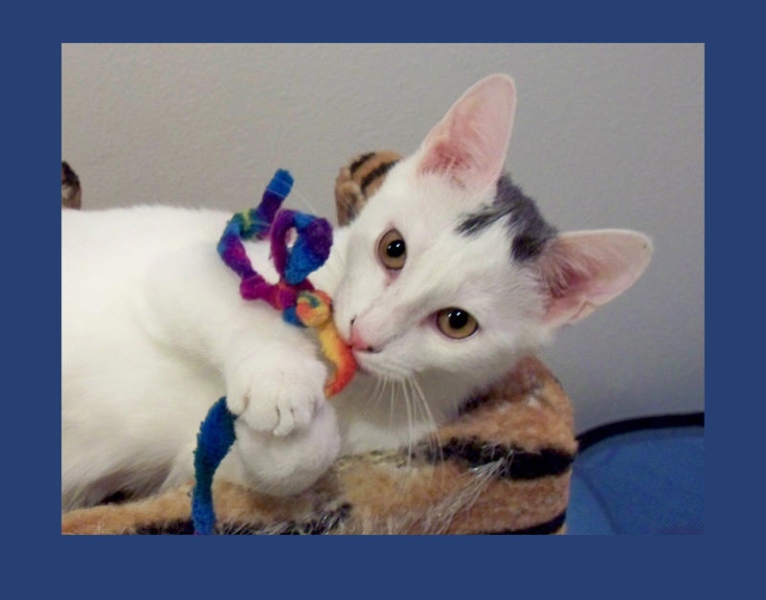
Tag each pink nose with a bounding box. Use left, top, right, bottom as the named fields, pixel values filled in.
left=349, top=323, right=376, bottom=353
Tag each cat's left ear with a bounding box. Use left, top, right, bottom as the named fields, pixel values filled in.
left=536, top=230, right=653, bottom=328
left=417, top=74, right=516, bottom=193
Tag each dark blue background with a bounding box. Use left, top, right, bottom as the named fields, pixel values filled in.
left=4, top=2, right=750, bottom=596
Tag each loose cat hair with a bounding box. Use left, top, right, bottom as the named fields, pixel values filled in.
left=62, top=74, right=652, bottom=512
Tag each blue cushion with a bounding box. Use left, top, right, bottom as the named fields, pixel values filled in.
left=566, top=414, right=704, bottom=535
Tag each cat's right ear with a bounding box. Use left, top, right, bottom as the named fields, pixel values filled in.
left=536, top=229, right=653, bottom=329
left=416, top=74, right=516, bottom=194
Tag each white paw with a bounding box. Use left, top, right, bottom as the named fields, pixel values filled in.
left=225, top=353, right=328, bottom=437
left=225, top=401, right=341, bottom=496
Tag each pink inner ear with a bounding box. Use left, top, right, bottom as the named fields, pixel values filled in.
left=547, top=260, right=590, bottom=300
left=417, top=75, right=516, bottom=192
left=538, top=230, right=653, bottom=328
left=419, top=138, right=476, bottom=177
left=542, top=255, right=606, bottom=325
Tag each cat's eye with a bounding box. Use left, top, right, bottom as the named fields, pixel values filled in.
left=377, top=228, right=407, bottom=270
left=436, top=308, right=479, bottom=339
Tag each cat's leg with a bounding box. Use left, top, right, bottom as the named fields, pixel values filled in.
left=147, top=242, right=333, bottom=438
left=147, top=243, right=343, bottom=494
left=159, top=369, right=341, bottom=497
left=215, top=327, right=342, bottom=494
left=152, top=319, right=341, bottom=496
left=223, top=329, right=329, bottom=437
left=222, top=400, right=341, bottom=495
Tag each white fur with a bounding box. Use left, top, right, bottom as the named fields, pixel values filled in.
left=62, top=74, right=652, bottom=511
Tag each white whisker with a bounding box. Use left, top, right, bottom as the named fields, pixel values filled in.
left=386, top=377, right=396, bottom=433
left=401, top=378, right=417, bottom=471
left=290, top=185, right=320, bottom=216
left=325, top=247, right=346, bottom=277
left=358, top=374, right=384, bottom=414
left=410, top=376, right=444, bottom=465
left=403, top=378, right=425, bottom=460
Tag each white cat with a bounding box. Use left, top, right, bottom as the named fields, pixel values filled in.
left=62, top=74, right=652, bottom=512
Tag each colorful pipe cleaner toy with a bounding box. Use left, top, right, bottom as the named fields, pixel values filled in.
left=191, top=169, right=357, bottom=535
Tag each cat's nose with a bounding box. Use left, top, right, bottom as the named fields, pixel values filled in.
left=349, top=320, right=378, bottom=353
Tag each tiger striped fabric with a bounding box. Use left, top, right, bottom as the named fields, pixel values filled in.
left=62, top=356, right=576, bottom=535
left=334, top=151, right=402, bottom=226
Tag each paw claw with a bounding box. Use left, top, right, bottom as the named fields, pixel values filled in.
left=226, top=355, right=327, bottom=437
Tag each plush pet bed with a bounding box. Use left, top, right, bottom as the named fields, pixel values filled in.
left=60, top=152, right=578, bottom=535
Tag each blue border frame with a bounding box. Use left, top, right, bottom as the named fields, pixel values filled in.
left=6, top=1, right=753, bottom=595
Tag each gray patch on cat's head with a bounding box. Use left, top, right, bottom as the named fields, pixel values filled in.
left=456, top=175, right=557, bottom=261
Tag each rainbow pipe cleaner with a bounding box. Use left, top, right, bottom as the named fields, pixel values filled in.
left=191, top=169, right=357, bottom=535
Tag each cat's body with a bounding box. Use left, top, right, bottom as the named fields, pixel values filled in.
left=62, top=204, right=481, bottom=509
left=62, top=75, right=652, bottom=512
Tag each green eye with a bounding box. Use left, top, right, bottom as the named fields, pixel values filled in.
left=436, top=308, right=478, bottom=339
left=378, top=229, right=406, bottom=270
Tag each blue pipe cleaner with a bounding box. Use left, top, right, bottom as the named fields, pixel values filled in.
left=191, top=398, right=236, bottom=535
left=191, top=168, right=351, bottom=535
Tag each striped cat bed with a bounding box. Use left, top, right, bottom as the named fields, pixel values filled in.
left=61, top=355, right=575, bottom=534
left=60, top=152, right=577, bottom=535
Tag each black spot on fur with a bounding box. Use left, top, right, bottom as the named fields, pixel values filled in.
left=456, top=175, right=557, bottom=262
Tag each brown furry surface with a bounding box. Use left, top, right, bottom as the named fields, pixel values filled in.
left=62, top=356, right=575, bottom=535
left=61, top=152, right=577, bottom=535
left=61, top=161, right=81, bottom=209
left=334, top=151, right=402, bottom=225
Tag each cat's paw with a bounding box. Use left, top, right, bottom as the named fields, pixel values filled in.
left=225, top=352, right=328, bottom=437
left=226, top=400, right=341, bottom=496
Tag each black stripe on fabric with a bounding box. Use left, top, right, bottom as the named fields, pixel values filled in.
left=360, top=160, right=399, bottom=193
left=456, top=394, right=492, bottom=416
left=134, top=519, right=196, bottom=535
left=134, top=506, right=564, bottom=536
left=348, top=152, right=376, bottom=175
left=576, top=412, right=704, bottom=452
left=236, top=503, right=352, bottom=535
left=428, top=437, right=574, bottom=479
left=486, top=510, right=567, bottom=535
left=132, top=503, right=352, bottom=535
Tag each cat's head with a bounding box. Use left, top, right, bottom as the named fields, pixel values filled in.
left=333, top=74, right=652, bottom=384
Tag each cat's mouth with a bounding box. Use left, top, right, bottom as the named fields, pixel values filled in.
left=350, top=348, right=412, bottom=381
left=350, top=348, right=374, bottom=375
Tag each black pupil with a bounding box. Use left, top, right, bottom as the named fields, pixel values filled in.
left=387, top=239, right=406, bottom=257
left=448, top=310, right=469, bottom=330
